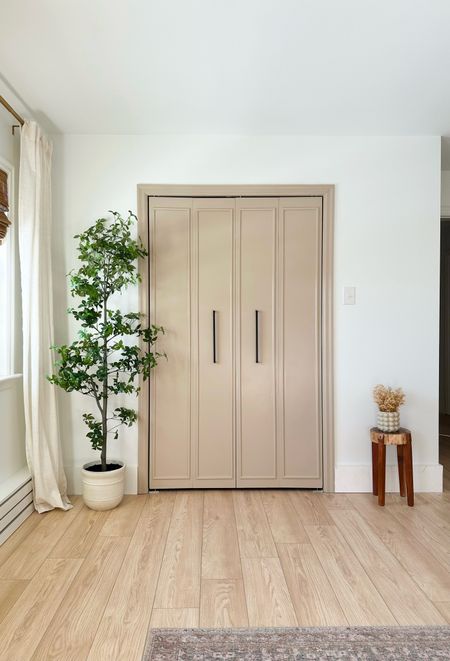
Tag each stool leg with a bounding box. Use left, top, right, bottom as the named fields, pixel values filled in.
left=404, top=437, right=414, bottom=507
left=372, top=442, right=378, bottom=495
left=397, top=445, right=406, bottom=497
left=377, top=440, right=386, bottom=506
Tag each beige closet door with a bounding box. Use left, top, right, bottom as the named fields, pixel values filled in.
left=192, top=199, right=235, bottom=486
left=149, top=195, right=322, bottom=490
left=277, top=197, right=322, bottom=487
left=236, top=199, right=278, bottom=487
left=149, top=198, right=193, bottom=488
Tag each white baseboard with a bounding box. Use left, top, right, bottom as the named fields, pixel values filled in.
left=65, top=464, right=138, bottom=496
left=0, top=467, right=33, bottom=545
left=65, top=462, right=443, bottom=495
left=335, top=463, right=443, bottom=493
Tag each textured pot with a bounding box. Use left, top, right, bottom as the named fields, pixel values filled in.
left=81, top=460, right=125, bottom=511
left=377, top=411, right=400, bottom=433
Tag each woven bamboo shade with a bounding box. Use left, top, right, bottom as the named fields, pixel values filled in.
left=0, top=169, right=10, bottom=245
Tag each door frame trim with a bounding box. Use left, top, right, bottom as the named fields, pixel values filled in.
left=136, top=184, right=335, bottom=493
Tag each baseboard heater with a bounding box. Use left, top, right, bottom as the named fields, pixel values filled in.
left=0, top=471, right=33, bottom=545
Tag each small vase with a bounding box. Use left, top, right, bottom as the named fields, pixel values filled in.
left=377, top=411, right=400, bottom=433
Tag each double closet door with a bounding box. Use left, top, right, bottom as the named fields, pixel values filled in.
left=149, top=196, right=322, bottom=489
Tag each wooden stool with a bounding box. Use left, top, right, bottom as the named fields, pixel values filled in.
left=370, top=427, right=414, bottom=507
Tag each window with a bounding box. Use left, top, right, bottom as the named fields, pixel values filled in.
left=0, top=161, right=15, bottom=377
left=0, top=168, right=10, bottom=243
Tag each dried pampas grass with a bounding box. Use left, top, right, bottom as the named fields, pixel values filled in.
left=373, top=384, right=405, bottom=412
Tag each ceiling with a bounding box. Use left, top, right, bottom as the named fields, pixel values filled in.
left=1, top=0, right=450, bottom=136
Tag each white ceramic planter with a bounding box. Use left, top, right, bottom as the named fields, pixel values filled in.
left=377, top=411, right=400, bottom=433
left=81, top=460, right=125, bottom=511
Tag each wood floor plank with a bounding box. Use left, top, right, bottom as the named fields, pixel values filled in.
left=153, top=491, right=203, bottom=609
left=319, top=494, right=352, bottom=510
left=150, top=608, right=199, bottom=628
left=388, top=503, right=450, bottom=573
left=331, top=509, right=446, bottom=625
left=418, top=493, right=449, bottom=506
left=0, top=580, right=28, bottom=624
left=350, top=494, right=450, bottom=601
left=200, top=579, right=248, bottom=627
left=415, top=493, right=437, bottom=504
left=433, top=602, right=450, bottom=623
left=49, top=506, right=109, bottom=559
left=305, top=524, right=396, bottom=625
left=2, top=488, right=449, bottom=661
left=277, top=543, right=347, bottom=626
left=202, top=491, right=242, bottom=579
left=415, top=497, right=450, bottom=527
left=32, top=536, right=130, bottom=661
left=261, top=491, right=308, bottom=543
left=289, top=491, right=333, bottom=525
left=100, top=495, right=146, bottom=537
left=0, top=558, right=82, bottom=661
left=233, top=491, right=277, bottom=558
left=412, top=494, right=436, bottom=505
left=241, top=557, right=297, bottom=627
left=0, top=513, right=41, bottom=568
left=87, top=492, right=175, bottom=661
left=0, top=498, right=84, bottom=579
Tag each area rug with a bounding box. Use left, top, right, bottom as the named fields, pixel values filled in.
left=142, top=626, right=450, bottom=660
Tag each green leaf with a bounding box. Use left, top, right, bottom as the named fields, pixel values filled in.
left=47, top=211, right=166, bottom=460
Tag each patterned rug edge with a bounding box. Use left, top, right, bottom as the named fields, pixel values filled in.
left=143, top=625, right=450, bottom=660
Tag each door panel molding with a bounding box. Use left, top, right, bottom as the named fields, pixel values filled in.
left=137, top=184, right=335, bottom=493
left=278, top=198, right=322, bottom=484
left=193, top=199, right=235, bottom=486
left=147, top=199, right=192, bottom=488
left=236, top=198, right=278, bottom=485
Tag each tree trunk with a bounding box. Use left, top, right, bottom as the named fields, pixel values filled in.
left=101, top=297, right=108, bottom=471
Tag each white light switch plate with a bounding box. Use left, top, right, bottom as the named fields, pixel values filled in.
left=343, top=286, right=356, bottom=305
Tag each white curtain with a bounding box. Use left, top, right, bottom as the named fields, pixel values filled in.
left=18, top=121, right=71, bottom=513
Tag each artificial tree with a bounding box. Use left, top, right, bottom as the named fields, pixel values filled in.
left=49, top=211, right=165, bottom=471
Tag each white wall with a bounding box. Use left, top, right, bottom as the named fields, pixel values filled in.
left=52, top=134, right=442, bottom=493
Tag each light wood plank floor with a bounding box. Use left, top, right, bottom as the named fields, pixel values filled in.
left=0, top=490, right=449, bottom=660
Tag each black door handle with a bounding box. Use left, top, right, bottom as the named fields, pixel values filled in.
left=255, top=310, right=260, bottom=363
left=213, top=310, right=217, bottom=363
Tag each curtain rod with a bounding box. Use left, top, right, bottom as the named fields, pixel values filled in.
left=0, top=95, right=25, bottom=134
